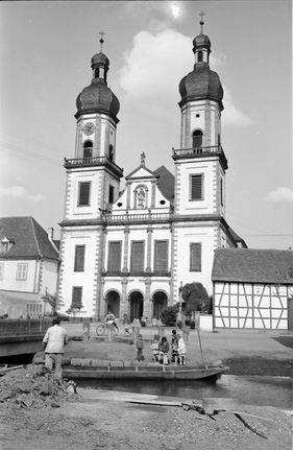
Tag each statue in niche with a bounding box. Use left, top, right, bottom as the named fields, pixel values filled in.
left=137, top=188, right=146, bottom=209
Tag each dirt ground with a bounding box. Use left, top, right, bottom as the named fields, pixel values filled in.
left=1, top=328, right=292, bottom=450
left=0, top=387, right=291, bottom=450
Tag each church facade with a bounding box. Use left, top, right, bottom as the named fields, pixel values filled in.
left=58, top=23, right=245, bottom=320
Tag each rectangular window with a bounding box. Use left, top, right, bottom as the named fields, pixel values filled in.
left=109, top=185, right=114, bottom=204
left=74, top=245, right=85, bottom=272
left=16, top=262, right=28, bottom=280
left=154, top=240, right=168, bottom=272
left=0, top=262, right=3, bottom=280
left=190, top=243, right=201, bottom=272
left=220, top=178, right=223, bottom=206
left=78, top=181, right=91, bottom=206
left=190, top=174, right=203, bottom=200
left=130, top=241, right=145, bottom=272
left=71, top=286, right=83, bottom=310
left=108, top=241, right=122, bottom=272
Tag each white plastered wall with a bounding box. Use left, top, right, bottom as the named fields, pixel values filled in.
left=0, top=260, right=38, bottom=293
left=58, top=228, right=99, bottom=315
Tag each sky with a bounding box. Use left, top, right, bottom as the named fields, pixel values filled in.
left=0, top=0, right=292, bottom=249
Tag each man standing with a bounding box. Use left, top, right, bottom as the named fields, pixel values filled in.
left=43, top=317, right=68, bottom=380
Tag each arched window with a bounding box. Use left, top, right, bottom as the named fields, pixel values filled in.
left=83, top=141, right=93, bottom=159
left=198, top=51, right=203, bottom=63
left=109, top=144, right=114, bottom=161
left=192, top=130, right=203, bottom=150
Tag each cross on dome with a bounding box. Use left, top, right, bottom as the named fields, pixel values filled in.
left=199, top=10, right=205, bottom=34
left=99, top=30, right=105, bottom=51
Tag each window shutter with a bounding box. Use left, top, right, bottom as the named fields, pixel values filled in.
left=190, top=243, right=201, bottom=272
left=154, top=241, right=168, bottom=272
left=74, top=245, right=85, bottom=272
left=78, top=182, right=91, bottom=206
left=130, top=241, right=145, bottom=272
left=191, top=175, right=203, bottom=200
left=71, top=287, right=83, bottom=309
left=108, top=241, right=122, bottom=272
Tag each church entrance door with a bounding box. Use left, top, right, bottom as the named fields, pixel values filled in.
left=105, top=290, right=120, bottom=318
left=152, top=291, right=168, bottom=319
left=129, top=291, right=144, bottom=322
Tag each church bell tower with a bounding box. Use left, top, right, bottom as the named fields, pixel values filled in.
left=58, top=35, right=123, bottom=317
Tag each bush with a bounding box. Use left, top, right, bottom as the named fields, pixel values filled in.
left=160, top=304, right=179, bottom=327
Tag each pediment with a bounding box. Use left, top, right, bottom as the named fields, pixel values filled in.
left=126, top=165, right=157, bottom=181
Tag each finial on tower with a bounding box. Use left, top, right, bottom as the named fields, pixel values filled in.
left=140, top=152, right=146, bottom=166
left=199, top=10, right=205, bottom=34
left=99, top=30, right=105, bottom=51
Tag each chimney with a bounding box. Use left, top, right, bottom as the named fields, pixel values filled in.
left=47, top=227, right=54, bottom=240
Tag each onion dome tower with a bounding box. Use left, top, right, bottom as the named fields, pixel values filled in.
left=172, top=12, right=227, bottom=216
left=177, top=13, right=224, bottom=150
left=75, top=43, right=120, bottom=122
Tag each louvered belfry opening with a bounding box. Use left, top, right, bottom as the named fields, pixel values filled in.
left=78, top=181, right=91, bottom=206
left=190, top=174, right=203, bottom=200
left=83, top=141, right=93, bottom=159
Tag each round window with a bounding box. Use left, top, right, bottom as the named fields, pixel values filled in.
left=160, top=200, right=166, bottom=205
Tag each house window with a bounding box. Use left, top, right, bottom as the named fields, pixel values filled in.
left=109, top=185, right=114, bottom=204
left=16, top=262, right=28, bottom=280
left=0, top=262, right=3, bottom=280
left=78, top=181, right=91, bottom=206
left=190, top=174, right=203, bottom=200
left=71, top=286, right=83, bottom=310
left=192, top=129, right=203, bottom=149
left=190, top=243, right=201, bottom=272
left=108, top=241, right=122, bottom=272
left=130, top=241, right=145, bottom=272
left=154, top=240, right=168, bottom=272
left=74, top=245, right=85, bottom=272
left=83, top=141, right=93, bottom=159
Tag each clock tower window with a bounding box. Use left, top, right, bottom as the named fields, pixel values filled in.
left=83, top=141, right=93, bottom=159
left=192, top=130, right=203, bottom=150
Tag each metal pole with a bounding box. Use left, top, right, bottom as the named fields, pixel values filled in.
left=196, top=327, right=205, bottom=368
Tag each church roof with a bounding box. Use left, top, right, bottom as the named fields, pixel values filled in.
left=153, top=166, right=174, bottom=202
left=212, top=248, right=293, bottom=285
left=0, top=216, right=59, bottom=261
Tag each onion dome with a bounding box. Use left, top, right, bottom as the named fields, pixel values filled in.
left=179, top=14, right=223, bottom=110
left=193, top=33, right=211, bottom=50
left=75, top=35, right=120, bottom=121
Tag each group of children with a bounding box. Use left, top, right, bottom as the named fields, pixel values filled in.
left=136, top=329, right=187, bottom=365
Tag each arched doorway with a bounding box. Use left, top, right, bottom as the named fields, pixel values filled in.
left=152, top=291, right=168, bottom=320
left=192, top=130, right=203, bottom=150
left=129, top=291, right=144, bottom=322
left=105, top=290, right=120, bottom=318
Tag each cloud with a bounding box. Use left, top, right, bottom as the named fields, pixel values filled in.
left=266, top=187, right=293, bottom=203
left=222, top=88, right=253, bottom=127
left=0, top=186, right=45, bottom=203
left=119, top=28, right=252, bottom=127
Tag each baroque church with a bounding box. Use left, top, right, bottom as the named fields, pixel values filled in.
left=58, top=20, right=246, bottom=321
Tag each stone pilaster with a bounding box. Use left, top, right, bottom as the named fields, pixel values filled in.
left=144, top=277, right=152, bottom=320
left=122, top=226, right=130, bottom=272
left=151, top=180, right=156, bottom=208
left=146, top=226, right=152, bottom=272
left=121, top=278, right=128, bottom=318
left=126, top=182, right=131, bottom=210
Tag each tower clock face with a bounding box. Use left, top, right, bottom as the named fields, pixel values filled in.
left=82, top=122, right=95, bottom=136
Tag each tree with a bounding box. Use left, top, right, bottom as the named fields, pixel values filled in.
left=160, top=304, right=179, bottom=327
left=180, top=282, right=210, bottom=315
